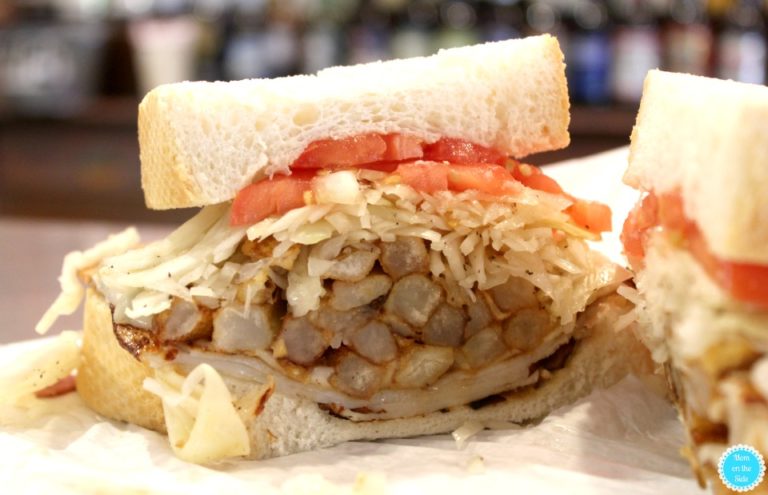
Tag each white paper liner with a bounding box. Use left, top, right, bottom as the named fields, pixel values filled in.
left=0, top=148, right=703, bottom=494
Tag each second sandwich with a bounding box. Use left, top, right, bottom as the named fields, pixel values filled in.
left=623, top=69, right=768, bottom=491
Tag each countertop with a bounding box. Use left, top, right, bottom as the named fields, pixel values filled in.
left=0, top=217, right=172, bottom=343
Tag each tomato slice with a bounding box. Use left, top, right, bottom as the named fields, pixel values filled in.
left=382, top=134, right=424, bottom=161
left=231, top=171, right=315, bottom=226
left=509, top=161, right=542, bottom=179
left=396, top=162, right=449, bottom=193
left=291, top=134, right=387, bottom=169
left=358, top=161, right=401, bottom=174
left=447, top=164, right=519, bottom=195
left=510, top=162, right=564, bottom=195
left=621, top=193, right=659, bottom=263
left=246, top=133, right=612, bottom=235
left=517, top=173, right=565, bottom=195
left=292, top=133, right=507, bottom=169
left=622, top=191, right=768, bottom=309
left=719, top=261, right=768, bottom=308
left=510, top=162, right=611, bottom=234
left=566, top=201, right=612, bottom=235
left=291, top=133, right=424, bottom=169
left=423, top=138, right=507, bottom=165
left=396, top=161, right=521, bottom=195
left=687, top=221, right=768, bottom=308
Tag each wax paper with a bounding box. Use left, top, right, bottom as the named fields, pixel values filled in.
left=0, top=148, right=705, bottom=494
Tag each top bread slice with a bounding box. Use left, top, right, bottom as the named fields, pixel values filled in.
left=625, top=70, right=768, bottom=264
left=139, top=35, right=570, bottom=210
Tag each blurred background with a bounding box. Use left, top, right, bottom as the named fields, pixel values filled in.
left=1, top=0, right=767, bottom=223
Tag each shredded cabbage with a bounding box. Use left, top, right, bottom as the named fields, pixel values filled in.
left=286, top=250, right=325, bottom=317
left=635, top=235, right=768, bottom=362
left=96, top=204, right=246, bottom=327
left=94, top=173, right=620, bottom=328
left=36, top=228, right=140, bottom=334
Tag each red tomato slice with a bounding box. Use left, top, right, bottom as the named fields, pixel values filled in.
left=396, top=162, right=449, bottom=193
left=511, top=162, right=610, bottom=234
left=358, top=161, right=401, bottom=174
left=566, top=200, right=612, bottom=235
left=382, top=134, right=424, bottom=161
left=657, top=191, right=688, bottom=233
left=447, top=164, right=518, bottom=195
left=719, top=261, right=768, bottom=308
left=231, top=171, right=315, bottom=226
left=517, top=173, right=565, bottom=195
left=509, top=161, right=542, bottom=178
left=396, top=162, right=518, bottom=195
left=291, top=133, right=426, bottom=169
left=292, top=134, right=387, bottom=169
left=423, top=138, right=507, bottom=165
left=662, top=194, right=768, bottom=309
left=621, top=193, right=658, bottom=263
left=510, top=163, right=565, bottom=195
left=622, top=191, right=768, bottom=308
left=687, top=223, right=768, bottom=309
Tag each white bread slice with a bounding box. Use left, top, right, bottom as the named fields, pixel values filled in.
left=77, top=288, right=651, bottom=460
left=139, top=35, right=570, bottom=210
left=625, top=70, right=768, bottom=264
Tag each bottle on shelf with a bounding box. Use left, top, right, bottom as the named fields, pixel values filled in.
left=347, top=0, right=392, bottom=64
left=300, top=0, right=357, bottom=73
left=523, top=0, right=568, bottom=52
left=565, top=0, right=612, bottom=104
left=480, top=0, right=524, bottom=42
left=390, top=0, right=437, bottom=59
left=262, top=2, right=301, bottom=77
left=716, top=0, right=766, bottom=84
left=127, top=0, right=201, bottom=95
left=433, top=0, right=480, bottom=51
left=221, top=0, right=271, bottom=80
left=192, top=0, right=229, bottom=81
left=609, top=0, right=662, bottom=103
left=663, top=0, right=713, bottom=76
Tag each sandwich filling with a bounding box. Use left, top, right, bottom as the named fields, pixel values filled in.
left=623, top=189, right=768, bottom=481
left=622, top=190, right=768, bottom=310
left=43, top=136, right=626, bottom=421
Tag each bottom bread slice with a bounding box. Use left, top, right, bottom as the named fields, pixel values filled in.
left=77, top=287, right=651, bottom=460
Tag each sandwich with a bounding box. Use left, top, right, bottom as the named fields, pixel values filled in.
left=622, top=70, right=768, bottom=491
left=37, top=35, right=649, bottom=463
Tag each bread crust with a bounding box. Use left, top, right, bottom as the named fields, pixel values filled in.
left=77, top=288, right=165, bottom=432
left=626, top=70, right=768, bottom=264
left=77, top=288, right=650, bottom=460
left=139, top=35, right=570, bottom=210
